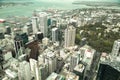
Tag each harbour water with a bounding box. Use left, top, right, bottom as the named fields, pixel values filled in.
left=0, top=1, right=120, bottom=18
left=0, top=1, right=90, bottom=18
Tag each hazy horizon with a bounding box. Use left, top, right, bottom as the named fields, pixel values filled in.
left=0, top=0, right=120, bottom=3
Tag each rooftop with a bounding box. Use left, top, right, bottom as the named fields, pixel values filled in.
left=74, top=64, right=85, bottom=73
left=101, top=61, right=120, bottom=72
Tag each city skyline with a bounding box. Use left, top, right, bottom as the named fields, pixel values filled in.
left=0, top=0, right=120, bottom=80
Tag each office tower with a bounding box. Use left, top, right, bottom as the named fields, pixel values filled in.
left=64, top=25, right=76, bottom=48
left=44, top=52, right=57, bottom=75
left=14, top=35, right=24, bottom=58
left=38, top=12, right=48, bottom=37
left=0, top=49, right=3, bottom=69
left=18, top=61, right=31, bottom=80
left=25, top=40, right=39, bottom=60
left=0, top=32, right=4, bottom=39
left=22, top=26, right=29, bottom=35
left=70, top=54, right=79, bottom=71
left=96, top=62, right=120, bottom=80
left=47, top=18, right=51, bottom=26
left=56, top=57, right=64, bottom=73
left=51, top=18, right=57, bottom=27
left=32, top=17, right=39, bottom=34
left=20, top=33, right=29, bottom=45
left=42, top=37, right=49, bottom=46
left=29, top=58, right=39, bottom=80
left=73, top=64, right=85, bottom=80
left=39, top=64, right=48, bottom=80
left=83, top=51, right=101, bottom=80
left=35, top=32, right=43, bottom=41
left=52, top=28, right=59, bottom=42
left=5, top=26, right=11, bottom=34
left=111, top=39, right=120, bottom=59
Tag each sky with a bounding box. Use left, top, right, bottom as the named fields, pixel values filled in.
left=0, top=0, right=119, bottom=3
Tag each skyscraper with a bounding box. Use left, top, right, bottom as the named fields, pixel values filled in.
left=18, top=61, right=31, bottom=80
left=111, top=39, right=120, bottom=60
left=25, top=40, right=39, bottom=60
left=5, top=26, right=11, bottom=34
left=39, top=64, right=48, bottom=80
left=29, top=58, right=39, bottom=80
left=96, top=62, right=120, bottom=80
left=70, top=54, right=79, bottom=71
left=35, top=32, right=43, bottom=41
left=52, top=28, right=59, bottom=42
left=14, top=35, right=24, bottom=58
left=32, top=17, right=39, bottom=34
left=44, top=52, right=57, bottom=75
left=38, top=12, right=48, bottom=37
left=64, top=25, right=76, bottom=48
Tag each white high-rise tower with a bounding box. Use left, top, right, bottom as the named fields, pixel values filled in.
left=52, top=28, right=59, bottom=42
left=111, top=39, right=120, bottom=59
left=64, top=25, right=76, bottom=48
left=18, top=61, right=31, bottom=80
left=29, top=58, right=39, bottom=80
left=32, top=17, right=38, bottom=34
left=39, top=12, right=48, bottom=37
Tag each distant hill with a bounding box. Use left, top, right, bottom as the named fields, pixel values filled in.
left=72, top=1, right=120, bottom=7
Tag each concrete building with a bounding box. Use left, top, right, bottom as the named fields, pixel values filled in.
left=18, top=61, right=31, bottom=80
left=29, top=58, right=39, bottom=80
left=35, top=32, right=43, bottom=41
left=42, top=37, right=49, bottom=46
left=70, top=54, right=79, bottom=71
left=111, top=39, right=120, bottom=60
left=38, top=12, right=48, bottom=37
left=66, top=72, right=79, bottom=80
left=39, top=64, right=48, bottom=80
left=5, top=69, right=17, bottom=80
left=73, top=64, right=85, bottom=80
left=64, top=25, right=76, bottom=48
left=52, top=28, right=59, bottom=42
left=32, top=17, right=39, bottom=34
left=44, top=52, right=57, bottom=75
left=14, top=35, right=24, bottom=58
left=46, top=72, right=65, bottom=80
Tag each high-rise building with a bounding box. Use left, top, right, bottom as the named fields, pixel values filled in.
left=44, top=52, right=57, bottom=75
left=51, top=18, right=57, bottom=27
left=111, top=39, right=120, bottom=60
left=20, top=33, right=29, bottom=45
left=32, top=17, right=39, bottom=34
left=22, top=25, right=29, bottom=35
left=47, top=18, right=51, bottom=26
left=35, top=32, right=43, bottom=41
left=29, top=58, right=39, bottom=80
left=38, top=12, right=48, bottom=37
left=25, top=40, right=39, bottom=60
left=5, top=26, right=11, bottom=34
left=0, top=32, right=4, bottom=39
left=52, top=28, right=59, bottom=42
left=39, top=64, right=48, bottom=80
left=70, top=54, right=79, bottom=71
left=14, top=35, right=24, bottom=58
left=96, top=62, right=120, bottom=80
left=64, top=25, right=76, bottom=48
left=18, top=61, right=31, bottom=80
